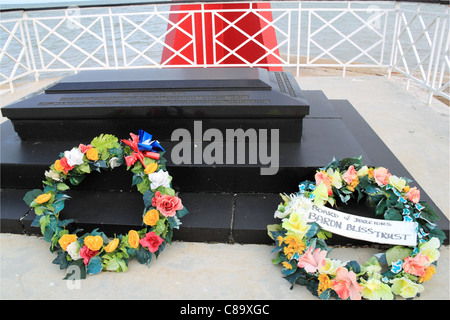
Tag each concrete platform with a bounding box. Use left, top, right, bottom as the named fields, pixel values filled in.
left=1, top=75, right=448, bottom=300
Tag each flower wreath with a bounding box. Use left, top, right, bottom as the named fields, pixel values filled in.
left=23, top=130, right=189, bottom=279
left=268, top=157, right=446, bottom=300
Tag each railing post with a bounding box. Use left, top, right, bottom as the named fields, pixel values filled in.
left=388, top=1, right=401, bottom=78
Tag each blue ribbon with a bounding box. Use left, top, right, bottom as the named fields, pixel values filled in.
left=137, top=130, right=165, bottom=153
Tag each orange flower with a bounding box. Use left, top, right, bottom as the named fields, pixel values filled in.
left=128, top=230, right=140, bottom=248
left=104, top=238, right=120, bottom=253
left=144, top=162, right=158, bottom=175
left=318, top=273, right=333, bottom=295
left=419, top=265, right=436, bottom=283
left=35, top=193, right=51, bottom=204
left=58, top=234, right=78, bottom=251
left=84, top=235, right=103, bottom=251
left=143, top=209, right=160, bottom=226
left=54, top=159, right=65, bottom=172
left=86, top=148, right=99, bottom=161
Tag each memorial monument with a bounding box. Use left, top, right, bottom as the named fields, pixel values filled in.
left=1, top=67, right=448, bottom=245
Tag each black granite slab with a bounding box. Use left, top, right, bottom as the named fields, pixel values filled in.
left=1, top=68, right=310, bottom=141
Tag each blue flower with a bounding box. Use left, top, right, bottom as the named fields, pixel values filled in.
left=391, top=259, right=403, bottom=274
left=138, top=130, right=165, bottom=152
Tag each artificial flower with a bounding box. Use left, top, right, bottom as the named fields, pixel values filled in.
left=357, top=165, right=369, bottom=177
left=317, top=273, right=333, bottom=295
left=144, top=162, right=158, bottom=175
left=315, top=171, right=332, bottom=196
left=59, top=157, right=74, bottom=174
left=342, top=165, right=358, bottom=185
left=128, top=230, right=140, bottom=248
left=373, top=167, right=391, bottom=186
left=282, top=234, right=306, bottom=259
left=58, top=234, right=78, bottom=251
left=109, top=157, right=121, bottom=169
left=35, top=193, right=52, bottom=204
left=390, top=277, right=424, bottom=299
left=419, top=237, right=440, bottom=264
left=419, top=266, right=436, bottom=283
left=282, top=261, right=293, bottom=270
left=64, top=147, right=84, bottom=166
left=104, top=238, right=119, bottom=253
left=152, top=191, right=183, bottom=217
left=148, top=169, right=171, bottom=190
left=389, top=175, right=407, bottom=192
left=275, top=194, right=312, bottom=219
left=361, top=256, right=382, bottom=278
left=360, top=278, right=394, bottom=300
left=282, top=211, right=310, bottom=238
left=79, top=245, right=99, bottom=265
left=54, top=159, right=65, bottom=172
left=406, top=187, right=421, bottom=204
left=327, top=168, right=342, bottom=189
left=319, top=258, right=344, bottom=275
left=143, top=209, right=160, bottom=226
left=311, top=182, right=330, bottom=207
left=403, top=254, right=429, bottom=277
left=44, top=170, right=62, bottom=182
left=332, top=267, right=363, bottom=300
left=78, top=144, right=92, bottom=153
left=84, top=235, right=104, bottom=251
left=66, top=241, right=81, bottom=260
left=86, top=148, right=99, bottom=161
left=297, top=247, right=327, bottom=273
left=139, top=231, right=164, bottom=253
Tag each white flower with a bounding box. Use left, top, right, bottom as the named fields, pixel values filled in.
left=148, top=169, right=171, bottom=190
left=45, top=170, right=62, bottom=182
left=64, top=147, right=84, bottom=166
left=109, top=157, right=121, bottom=169
left=66, top=241, right=81, bottom=260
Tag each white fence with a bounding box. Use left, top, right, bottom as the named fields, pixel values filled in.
left=0, top=1, right=448, bottom=103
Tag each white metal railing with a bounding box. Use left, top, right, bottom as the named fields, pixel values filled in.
left=0, top=1, right=448, bottom=103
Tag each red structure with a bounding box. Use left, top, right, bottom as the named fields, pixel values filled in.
left=161, top=2, right=283, bottom=71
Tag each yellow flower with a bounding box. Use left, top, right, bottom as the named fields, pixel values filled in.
left=346, top=177, right=360, bottom=192
left=104, top=238, right=119, bottom=253
left=84, top=235, right=103, bottom=251
left=54, top=159, right=64, bottom=172
left=277, top=235, right=284, bottom=247
left=86, top=148, right=99, bottom=161
left=143, top=209, right=160, bottom=226
left=281, top=234, right=306, bottom=259
left=282, top=211, right=310, bottom=237
left=144, top=162, right=158, bottom=175
left=282, top=262, right=292, bottom=270
left=419, top=266, right=436, bottom=283
left=58, top=234, right=78, bottom=251
left=128, top=230, right=140, bottom=248
left=35, top=193, right=52, bottom=204
left=317, top=273, right=333, bottom=295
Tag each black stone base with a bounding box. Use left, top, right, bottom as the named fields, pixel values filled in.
left=1, top=93, right=448, bottom=245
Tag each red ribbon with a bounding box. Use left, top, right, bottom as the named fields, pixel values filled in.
left=121, top=133, right=160, bottom=167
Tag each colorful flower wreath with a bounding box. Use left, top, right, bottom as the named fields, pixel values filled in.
left=268, top=157, right=445, bottom=300
left=23, top=130, right=189, bottom=279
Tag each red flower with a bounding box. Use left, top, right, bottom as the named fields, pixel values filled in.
left=79, top=245, right=99, bottom=265
left=78, top=143, right=92, bottom=154
left=152, top=191, right=183, bottom=217
left=139, top=231, right=164, bottom=253
left=60, top=157, right=75, bottom=174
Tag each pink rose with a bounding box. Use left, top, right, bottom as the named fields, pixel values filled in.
left=79, top=245, right=99, bottom=265
left=139, top=231, right=164, bottom=253
left=403, top=254, right=429, bottom=276
left=406, top=187, right=421, bottom=204
left=315, top=171, right=333, bottom=196
left=332, top=267, right=363, bottom=300
left=342, top=165, right=358, bottom=184
left=373, top=167, right=391, bottom=186
left=152, top=191, right=183, bottom=217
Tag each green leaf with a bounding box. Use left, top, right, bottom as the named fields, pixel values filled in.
left=91, top=134, right=119, bottom=152
left=63, top=259, right=86, bottom=280
left=136, top=246, right=152, bottom=267
left=87, top=256, right=103, bottom=275
left=386, top=246, right=413, bottom=266
left=56, top=183, right=70, bottom=191
left=267, top=224, right=282, bottom=240
left=175, top=207, right=189, bottom=219
left=384, top=208, right=403, bottom=221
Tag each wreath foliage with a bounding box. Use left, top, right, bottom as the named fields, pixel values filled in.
left=268, top=156, right=445, bottom=300
left=24, top=130, right=189, bottom=279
